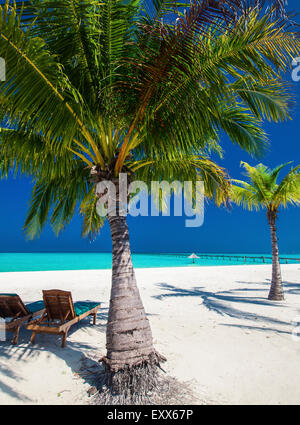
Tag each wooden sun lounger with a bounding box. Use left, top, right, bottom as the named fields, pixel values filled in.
left=0, top=294, right=45, bottom=345
left=25, top=289, right=101, bottom=347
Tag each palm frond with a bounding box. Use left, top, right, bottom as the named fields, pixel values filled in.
left=231, top=182, right=263, bottom=211
left=130, top=153, right=231, bottom=206
left=273, top=165, right=300, bottom=208
left=24, top=167, right=90, bottom=239
left=23, top=180, right=57, bottom=239
left=0, top=127, right=75, bottom=178
left=231, top=161, right=300, bottom=212
left=80, top=188, right=105, bottom=239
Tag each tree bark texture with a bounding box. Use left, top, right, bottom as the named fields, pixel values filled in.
left=267, top=210, right=284, bottom=301
left=104, top=211, right=163, bottom=372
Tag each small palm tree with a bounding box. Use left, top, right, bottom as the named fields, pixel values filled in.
left=231, top=162, right=300, bottom=301
left=0, top=0, right=299, bottom=400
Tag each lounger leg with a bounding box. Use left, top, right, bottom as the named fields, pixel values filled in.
left=93, top=312, right=97, bottom=325
left=12, top=326, right=21, bottom=345
left=30, top=331, right=37, bottom=344
left=61, top=330, right=68, bottom=348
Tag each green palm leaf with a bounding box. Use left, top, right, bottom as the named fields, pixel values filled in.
left=231, top=161, right=300, bottom=211
left=1, top=1, right=299, bottom=239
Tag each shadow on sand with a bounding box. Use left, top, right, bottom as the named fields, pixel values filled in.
left=153, top=281, right=295, bottom=335
left=0, top=306, right=108, bottom=403
left=236, top=279, right=300, bottom=296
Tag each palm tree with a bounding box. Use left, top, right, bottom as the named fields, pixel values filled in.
left=0, top=0, right=299, bottom=399
left=231, top=162, right=300, bottom=301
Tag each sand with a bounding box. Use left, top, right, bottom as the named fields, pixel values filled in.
left=0, top=264, right=299, bottom=405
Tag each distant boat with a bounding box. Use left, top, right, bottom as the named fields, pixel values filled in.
left=188, top=253, right=199, bottom=263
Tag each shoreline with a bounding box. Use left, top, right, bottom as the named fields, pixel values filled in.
left=0, top=262, right=299, bottom=274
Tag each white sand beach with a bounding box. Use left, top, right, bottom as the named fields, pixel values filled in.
left=0, top=264, right=299, bottom=405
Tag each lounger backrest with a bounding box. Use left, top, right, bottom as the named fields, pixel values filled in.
left=42, top=290, right=76, bottom=323
left=0, top=294, right=29, bottom=318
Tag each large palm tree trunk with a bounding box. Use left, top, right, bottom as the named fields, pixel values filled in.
left=98, top=205, right=165, bottom=400
left=267, top=210, right=284, bottom=301
left=104, top=212, right=162, bottom=370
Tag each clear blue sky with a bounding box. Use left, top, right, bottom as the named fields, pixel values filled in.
left=0, top=0, right=299, bottom=254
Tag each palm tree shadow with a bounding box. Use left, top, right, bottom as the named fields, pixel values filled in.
left=0, top=354, right=33, bottom=402
left=0, top=307, right=108, bottom=403
left=237, top=280, right=300, bottom=296
left=154, top=283, right=289, bottom=327
left=220, top=323, right=291, bottom=335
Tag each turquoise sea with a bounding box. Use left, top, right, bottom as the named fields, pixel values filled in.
left=0, top=252, right=299, bottom=272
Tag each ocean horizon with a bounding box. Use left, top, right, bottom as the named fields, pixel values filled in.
left=0, top=252, right=299, bottom=272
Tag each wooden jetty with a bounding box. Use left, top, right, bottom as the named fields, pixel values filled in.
left=154, top=253, right=300, bottom=264
left=190, top=254, right=300, bottom=264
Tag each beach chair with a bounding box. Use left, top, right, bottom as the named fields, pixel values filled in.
left=25, top=289, right=101, bottom=347
left=0, top=294, right=45, bottom=345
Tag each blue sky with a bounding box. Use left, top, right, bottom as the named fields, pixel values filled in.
left=0, top=0, right=299, bottom=254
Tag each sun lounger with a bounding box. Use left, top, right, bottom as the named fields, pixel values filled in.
left=0, top=294, right=45, bottom=345
left=25, top=289, right=101, bottom=347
